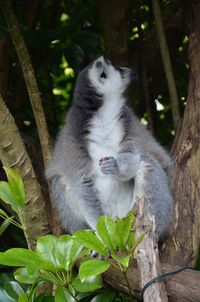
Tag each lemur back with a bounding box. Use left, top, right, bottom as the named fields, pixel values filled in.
left=46, top=57, right=173, bottom=237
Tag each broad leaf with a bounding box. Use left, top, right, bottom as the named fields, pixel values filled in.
left=132, top=233, right=145, bottom=252
left=72, top=274, right=102, bottom=292
left=39, top=271, right=61, bottom=286
left=14, top=267, right=39, bottom=284
left=79, top=259, right=110, bottom=282
left=114, top=211, right=134, bottom=252
left=4, top=167, right=25, bottom=208
left=0, top=248, right=42, bottom=268
left=4, top=281, right=24, bottom=301
left=36, top=235, right=60, bottom=268
left=96, top=216, right=116, bottom=252
left=55, top=287, right=76, bottom=302
left=90, top=291, right=117, bottom=302
left=0, top=181, right=18, bottom=212
left=56, top=235, right=74, bottom=269
left=75, top=230, right=108, bottom=257
left=18, top=292, right=29, bottom=302
left=69, top=238, right=84, bottom=267
left=127, top=230, right=136, bottom=250
left=111, top=253, right=132, bottom=267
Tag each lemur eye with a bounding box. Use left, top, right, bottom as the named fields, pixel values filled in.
left=100, top=71, right=107, bottom=79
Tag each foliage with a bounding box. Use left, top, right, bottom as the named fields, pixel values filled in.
left=0, top=168, right=141, bottom=301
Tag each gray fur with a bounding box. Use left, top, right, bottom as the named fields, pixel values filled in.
left=46, top=57, right=173, bottom=237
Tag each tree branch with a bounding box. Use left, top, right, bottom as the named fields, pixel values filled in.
left=152, top=0, right=180, bottom=130
left=0, top=0, right=52, bottom=166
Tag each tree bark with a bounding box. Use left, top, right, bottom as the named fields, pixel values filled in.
left=97, top=0, right=133, bottom=65
left=161, top=0, right=200, bottom=267
left=0, top=94, right=50, bottom=249
left=134, top=197, right=168, bottom=301
left=0, top=0, right=52, bottom=167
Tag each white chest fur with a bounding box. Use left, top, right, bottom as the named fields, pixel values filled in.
left=87, top=97, right=134, bottom=218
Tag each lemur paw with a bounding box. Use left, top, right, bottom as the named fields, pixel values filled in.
left=99, top=156, right=118, bottom=174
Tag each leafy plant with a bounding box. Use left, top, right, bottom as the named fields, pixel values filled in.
left=75, top=213, right=144, bottom=298
left=0, top=167, right=26, bottom=236
left=0, top=168, right=143, bottom=301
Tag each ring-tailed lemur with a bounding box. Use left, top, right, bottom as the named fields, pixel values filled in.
left=46, top=57, right=173, bottom=237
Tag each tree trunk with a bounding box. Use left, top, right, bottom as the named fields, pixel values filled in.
left=97, top=0, right=133, bottom=65
left=0, top=94, right=50, bottom=249
left=161, top=0, right=200, bottom=267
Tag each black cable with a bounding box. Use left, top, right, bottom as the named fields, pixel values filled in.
left=140, top=266, right=191, bottom=299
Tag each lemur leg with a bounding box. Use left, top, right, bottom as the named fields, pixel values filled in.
left=132, top=158, right=173, bottom=238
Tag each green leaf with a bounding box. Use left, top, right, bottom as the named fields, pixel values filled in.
left=127, top=230, right=136, bottom=250
left=90, top=291, right=117, bottom=302
left=79, top=259, right=110, bottom=282
left=0, top=248, right=42, bottom=268
left=14, top=267, right=39, bottom=284
left=4, top=167, right=25, bottom=208
left=39, top=271, right=61, bottom=286
left=96, top=216, right=116, bottom=253
left=69, top=238, right=84, bottom=268
left=0, top=216, right=14, bottom=236
left=114, top=212, right=134, bottom=252
left=18, top=292, right=29, bottom=302
left=131, top=233, right=145, bottom=252
left=36, top=235, right=60, bottom=268
left=111, top=253, right=132, bottom=268
left=4, top=281, right=24, bottom=301
left=0, top=181, right=18, bottom=212
left=72, top=274, right=102, bottom=292
left=34, top=294, right=54, bottom=302
left=55, top=287, right=76, bottom=302
left=56, top=235, right=74, bottom=269
left=75, top=230, right=108, bottom=257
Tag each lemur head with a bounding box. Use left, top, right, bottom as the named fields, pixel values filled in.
left=88, top=56, right=136, bottom=98
left=73, top=57, right=136, bottom=109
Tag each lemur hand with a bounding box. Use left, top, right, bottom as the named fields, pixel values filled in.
left=99, top=157, right=118, bottom=174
